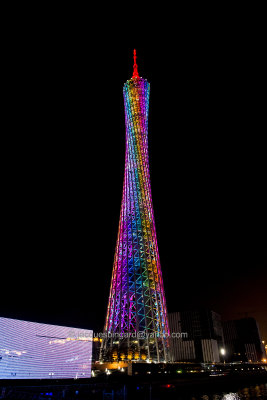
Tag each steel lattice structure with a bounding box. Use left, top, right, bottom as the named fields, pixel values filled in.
left=100, top=50, right=170, bottom=363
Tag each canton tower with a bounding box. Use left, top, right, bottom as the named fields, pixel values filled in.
left=100, top=50, right=170, bottom=363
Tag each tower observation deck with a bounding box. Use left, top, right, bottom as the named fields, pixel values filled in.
left=100, top=50, right=170, bottom=363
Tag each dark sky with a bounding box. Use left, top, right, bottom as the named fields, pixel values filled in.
left=1, top=18, right=266, bottom=341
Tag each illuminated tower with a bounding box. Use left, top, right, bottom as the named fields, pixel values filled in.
left=100, top=50, right=169, bottom=363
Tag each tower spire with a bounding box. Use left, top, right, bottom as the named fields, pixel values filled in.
left=132, top=49, right=140, bottom=79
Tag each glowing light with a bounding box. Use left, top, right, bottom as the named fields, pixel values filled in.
left=222, top=394, right=240, bottom=400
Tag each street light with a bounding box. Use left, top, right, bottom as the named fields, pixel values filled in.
left=220, top=348, right=226, bottom=364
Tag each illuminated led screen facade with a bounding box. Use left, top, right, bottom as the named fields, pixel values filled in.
left=0, top=317, right=92, bottom=379
left=100, top=51, right=170, bottom=363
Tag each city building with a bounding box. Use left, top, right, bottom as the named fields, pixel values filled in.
left=169, top=310, right=224, bottom=363
left=100, top=51, right=169, bottom=363
left=0, top=317, right=92, bottom=379
left=222, top=317, right=265, bottom=362
left=92, top=337, right=102, bottom=363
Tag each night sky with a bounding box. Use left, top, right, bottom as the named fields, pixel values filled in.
left=1, top=20, right=266, bottom=342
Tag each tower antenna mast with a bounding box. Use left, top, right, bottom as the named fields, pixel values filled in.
left=132, top=49, right=140, bottom=79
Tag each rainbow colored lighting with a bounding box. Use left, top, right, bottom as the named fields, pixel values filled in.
left=101, top=50, right=169, bottom=363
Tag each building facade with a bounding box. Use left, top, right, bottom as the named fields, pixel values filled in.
left=222, top=317, right=265, bottom=362
left=0, top=317, right=92, bottom=379
left=169, top=310, right=224, bottom=363
left=100, top=51, right=169, bottom=363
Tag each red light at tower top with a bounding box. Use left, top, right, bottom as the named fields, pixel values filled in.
left=132, top=49, right=140, bottom=79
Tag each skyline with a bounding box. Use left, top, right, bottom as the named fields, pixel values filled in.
left=1, top=40, right=266, bottom=342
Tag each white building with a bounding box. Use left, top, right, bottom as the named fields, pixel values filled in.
left=168, top=311, right=223, bottom=363
left=0, top=317, right=93, bottom=379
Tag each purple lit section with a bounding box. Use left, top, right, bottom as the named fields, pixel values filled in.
left=0, top=317, right=92, bottom=379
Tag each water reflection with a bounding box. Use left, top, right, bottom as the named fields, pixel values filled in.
left=222, top=394, right=240, bottom=400
left=192, top=383, right=267, bottom=400
left=238, top=384, right=267, bottom=398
